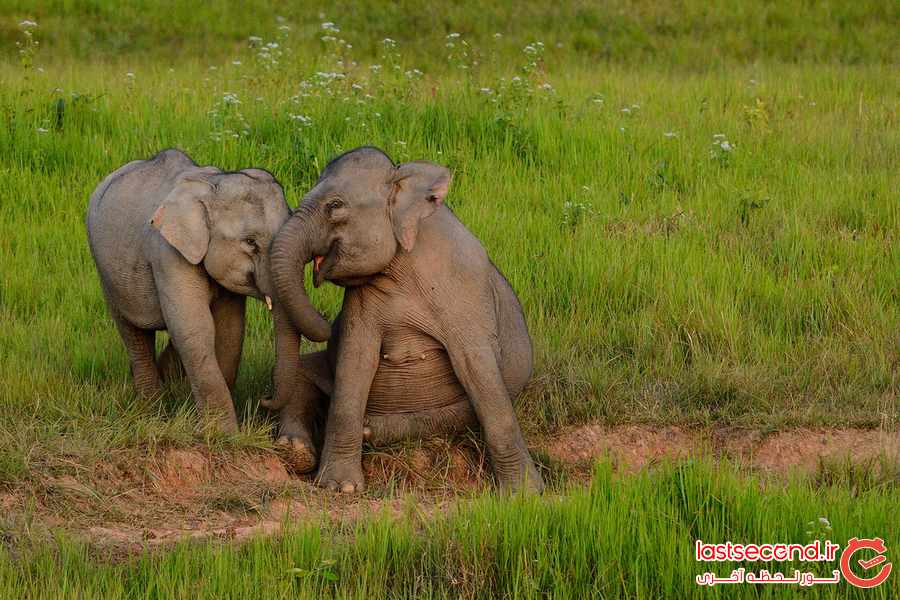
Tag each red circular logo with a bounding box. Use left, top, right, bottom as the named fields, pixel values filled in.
left=840, top=537, right=892, bottom=589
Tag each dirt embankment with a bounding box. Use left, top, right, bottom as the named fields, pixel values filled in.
left=2, top=426, right=897, bottom=552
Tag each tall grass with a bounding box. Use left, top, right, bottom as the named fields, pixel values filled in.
left=0, top=5, right=897, bottom=479
left=1, top=460, right=897, bottom=598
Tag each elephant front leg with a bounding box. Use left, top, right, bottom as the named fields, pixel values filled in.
left=316, top=317, right=381, bottom=493
left=446, top=339, right=544, bottom=493
left=275, top=350, right=332, bottom=473
left=211, top=291, right=246, bottom=390
left=162, top=300, right=238, bottom=433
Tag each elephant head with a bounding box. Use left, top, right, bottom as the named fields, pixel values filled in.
left=150, top=167, right=332, bottom=341
left=270, top=146, right=450, bottom=332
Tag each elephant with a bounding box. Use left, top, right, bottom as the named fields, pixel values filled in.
left=86, top=149, right=330, bottom=432
left=264, top=146, right=544, bottom=493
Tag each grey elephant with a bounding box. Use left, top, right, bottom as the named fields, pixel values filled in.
left=86, top=149, right=330, bottom=431
left=263, top=146, right=543, bottom=493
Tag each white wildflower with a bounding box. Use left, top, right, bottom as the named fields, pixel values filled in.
left=19, top=20, right=38, bottom=29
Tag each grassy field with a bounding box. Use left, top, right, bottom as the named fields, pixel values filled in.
left=2, top=460, right=899, bottom=598
left=0, top=1, right=898, bottom=596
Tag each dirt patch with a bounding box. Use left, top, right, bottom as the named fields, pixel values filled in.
left=751, top=429, right=900, bottom=472
left=545, top=424, right=900, bottom=474
left=544, top=425, right=698, bottom=472
left=4, top=425, right=897, bottom=551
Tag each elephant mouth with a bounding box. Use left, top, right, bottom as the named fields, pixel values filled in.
left=312, top=241, right=338, bottom=288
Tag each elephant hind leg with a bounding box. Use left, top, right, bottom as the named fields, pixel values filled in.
left=156, top=340, right=184, bottom=382
left=363, top=401, right=477, bottom=447
left=113, top=315, right=161, bottom=398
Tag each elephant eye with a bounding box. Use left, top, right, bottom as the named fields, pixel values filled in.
left=243, top=237, right=259, bottom=251
left=326, top=198, right=344, bottom=212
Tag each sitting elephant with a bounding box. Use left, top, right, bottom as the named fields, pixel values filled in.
left=264, top=146, right=543, bottom=493
left=86, top=149, right=330, bottom=431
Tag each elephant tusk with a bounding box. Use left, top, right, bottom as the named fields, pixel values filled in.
left=265, top=295, right=273, bottom=311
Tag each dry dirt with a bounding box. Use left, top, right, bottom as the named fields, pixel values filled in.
left=2, top=425, right=897, bottom=552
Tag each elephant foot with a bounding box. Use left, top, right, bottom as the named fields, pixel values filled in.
left=316, top=457, right=365, bottom=494
left=492, top=449, right=545, bottom=494
left=276, top=435, right=317, bottom=474
left=274, top=417, right=318, bottom=474
left=204, top=411, right=239, bottom=434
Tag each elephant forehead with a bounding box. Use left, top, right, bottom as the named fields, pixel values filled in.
left=213, top=189, right=287, bottom=235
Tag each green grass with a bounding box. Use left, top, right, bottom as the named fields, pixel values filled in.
left=0, top=3, right=898, bottom=596
left=1, top=5, right=897, bottom=477
left=2, top=460, right=898, bottom=598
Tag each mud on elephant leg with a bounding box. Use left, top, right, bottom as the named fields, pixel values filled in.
left=363, top=401, right=477, bottom=446
left=113, top=315, right=161, bottom=398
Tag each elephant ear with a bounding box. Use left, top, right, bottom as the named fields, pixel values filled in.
left=389, top=161, right=451, bottom=253
left=149, top=176, right=214, bottom=265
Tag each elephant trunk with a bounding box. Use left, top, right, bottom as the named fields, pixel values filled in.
left=269, top=207, right=331, bottom=342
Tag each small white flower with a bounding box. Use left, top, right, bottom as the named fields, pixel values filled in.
left=479, top=87, right=493, bottom=95
left=125, top=72, right=135, bottom=78
left=493, top=32, right=502, bottom=39
left=19, top=20, right=38, bottom=29
left=620, top=127, right=625, bottom=132
left=36, top=127, right=48, bottom=133
left=278, top=25, right=291, bottom=31
left=664, top=132, right=677, bottom=138
left=396, top=140, right=406, bottom=145
left=713, top=133, right=726, bottom=140
left=719, top=141, right=733, bottom=152
left=818, top=517, right=831, bottom=529
left=620, top=107, right=631, bottom=114
left=232, top=60, right=242, bottom=66
left=447, top=32, right=461, bottom=39
left=540, top=82, right=554, bottom=91
left=248, top=36, right=263, bottom=43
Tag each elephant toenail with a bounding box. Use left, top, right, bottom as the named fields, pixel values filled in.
left=341, top=482, right=355, bottom=493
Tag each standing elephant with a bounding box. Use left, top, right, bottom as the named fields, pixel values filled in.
left=265, top=146, right=543, bottom=493
left=86, top=149, right=330, bottom=431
